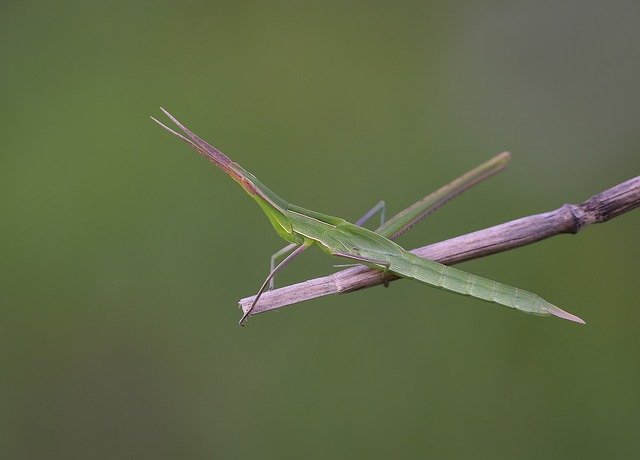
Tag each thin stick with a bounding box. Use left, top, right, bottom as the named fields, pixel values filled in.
left=239, top=175, right=640, bottom=316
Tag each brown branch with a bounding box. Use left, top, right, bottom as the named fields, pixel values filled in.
left=239, top=175, right=640, bottom=317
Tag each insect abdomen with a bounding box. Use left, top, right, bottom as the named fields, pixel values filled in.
left=391, top=252, right=554, bottom=318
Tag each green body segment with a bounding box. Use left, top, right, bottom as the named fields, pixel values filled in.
left=284, top=210, right=560, bottom=317
left=152, top=108, right=584, bottom=324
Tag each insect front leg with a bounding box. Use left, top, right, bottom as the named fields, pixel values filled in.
left=240, top=243, right=310, bottom=326
left=268, top=243, right=298, bottom=290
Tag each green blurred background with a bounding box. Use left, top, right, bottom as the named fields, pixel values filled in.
left=2, top=1, right=639, bottom=458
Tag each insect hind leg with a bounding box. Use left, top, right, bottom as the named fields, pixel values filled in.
left=355, top=200, right=385, bottom=228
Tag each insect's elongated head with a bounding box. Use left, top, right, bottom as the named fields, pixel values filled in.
left=151, top=108, right=260, bottom=197
left=152, top=108, right=298, bottom=244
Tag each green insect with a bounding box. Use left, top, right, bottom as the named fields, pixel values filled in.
left=152, top=109, right=584, bottom=326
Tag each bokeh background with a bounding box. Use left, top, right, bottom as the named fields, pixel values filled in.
left=2, top=1, right=639, bottom=458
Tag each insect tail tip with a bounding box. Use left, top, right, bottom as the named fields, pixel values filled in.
left=546, top=306, right=586, bottom=325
